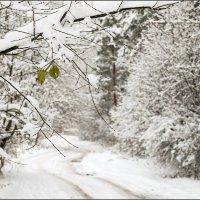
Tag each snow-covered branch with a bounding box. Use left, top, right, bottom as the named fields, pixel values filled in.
left=0, top=1, right=178, bottom=55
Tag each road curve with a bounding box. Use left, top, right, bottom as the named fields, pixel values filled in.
left=0, top=147, right=146, bottom=199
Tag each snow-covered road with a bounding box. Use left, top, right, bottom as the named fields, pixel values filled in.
left=0, top=136, right=144, bottom=199
left=0, top=136, right=200, bottom=199
left=0, top=150, right=141, bottom=198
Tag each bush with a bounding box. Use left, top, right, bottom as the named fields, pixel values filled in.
left=111, top=1, right=200, bottom=178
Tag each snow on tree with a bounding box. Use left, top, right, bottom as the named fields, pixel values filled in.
left=77, top=8, right=154, bottom=143
left=111, top=1, right=200, bottom=178
left=0, top=0, right=178, bottom=173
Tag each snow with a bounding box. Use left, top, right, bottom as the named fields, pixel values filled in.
left=69, top=1, right=178, bottom=20
left=82, top=17, right=92, bottom=24
left=0, top=23, right=33, bottom=52
left=0, top=135, right=200, bottom=199
left=0, top=1, right=177, bottom=53
left=0, top=148, right=11, bottom=160
left=79, top=152, right=200, bottom=199
left=0, top=1, right=11, bottom=7
left=61, top=47, right=75, bottom=61
left=0, top=1, right=199, bottom=199
left=87, top=74, right=99, bottom=88
left=0, top=103, right=31, bottom=115
left=7, top=80, right=21, bottom=92
left=26, top=95, right=39, bottom=110
left=21, top=123, right=40, bottom=137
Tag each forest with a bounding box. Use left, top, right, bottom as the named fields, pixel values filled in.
left=0, top=1, right=200, bottom=199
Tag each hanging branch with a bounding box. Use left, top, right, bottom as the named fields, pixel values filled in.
left=0, top=75, right=78, bottom=156
left=0, top=1, right=179, bottom=55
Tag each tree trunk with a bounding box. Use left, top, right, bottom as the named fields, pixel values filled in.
left=113, top=63, right=117, bottom=107
left=111, top=45, right=117, bottom=107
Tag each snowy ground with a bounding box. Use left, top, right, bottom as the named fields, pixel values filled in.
left=0, top=135, right=200, bottom=199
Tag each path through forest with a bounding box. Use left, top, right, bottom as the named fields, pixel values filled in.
left=0, top=136, right=200, bottom=199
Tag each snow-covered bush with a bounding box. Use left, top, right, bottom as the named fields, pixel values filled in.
left=111, top=1, right=200, bottom=178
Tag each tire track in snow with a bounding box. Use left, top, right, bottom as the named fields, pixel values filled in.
left=69, top=152, right=147, bottom=199
left=21, top=149, right=148, bottom=199
left=44, top=170, right=92, bottom=199
left=39, top=161, right=93, bottom=199
left=96, top=177, right=146, bottom=199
